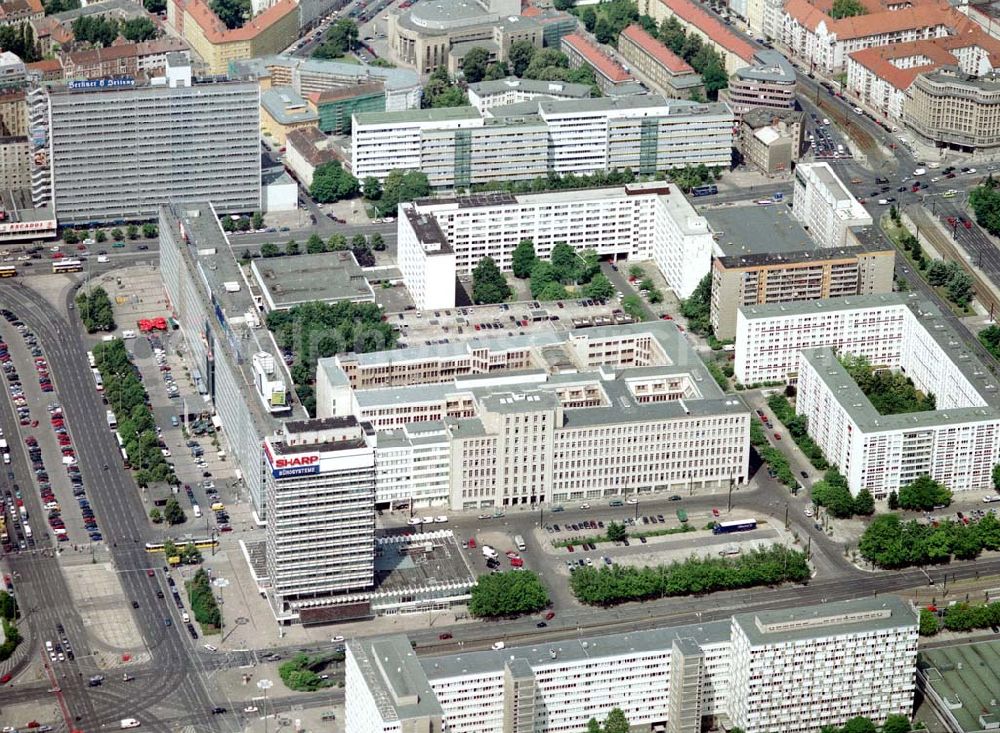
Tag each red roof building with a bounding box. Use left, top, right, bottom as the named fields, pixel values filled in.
left=560, top=32, right=634, bottom=94
left=618, top=24, right=704, bottom=99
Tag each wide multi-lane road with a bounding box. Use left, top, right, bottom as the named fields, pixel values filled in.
left=0, top=281, right=220, bottom=733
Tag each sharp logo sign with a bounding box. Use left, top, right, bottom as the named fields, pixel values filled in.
left=265, top=442, right=321, bottom=478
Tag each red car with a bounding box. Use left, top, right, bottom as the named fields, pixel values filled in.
left=438, top=632, right=453, bottom=640
left=774, top=432, right=782, bottom=440
left=147, top=569, right=155, bottom=577
left=545, top=611, right=556, bottom=620
left=712, top=508, right=720, bottom=517
left=567, top=545, right=574, bottom=553
left=0, top=673, right=12, bottom=684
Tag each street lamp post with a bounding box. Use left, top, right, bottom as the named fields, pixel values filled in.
left=257, top=678, right=273, bottom=733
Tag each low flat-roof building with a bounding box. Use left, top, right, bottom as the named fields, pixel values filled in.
left=918, top=638, right=1000, bottom=733
left=466, top=76, right=591, bottom=113
left=260, top=86, right=320, bottom=145
left=347, top=596, right=918, bottom=733
left=560, top=31, right=635, bottom=95
left=251, top=251, right=376, bottom=311
left=0, top=187, right=55, bottom=243
left=230, top=54, right=423, bottom=112
left=618, top=23, right=704, bottom=100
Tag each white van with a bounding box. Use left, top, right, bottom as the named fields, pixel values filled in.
left=121, top=330, right=137, bottom=340
left=120, top=719, right=141, bottom=729
left=97, top=255, right=110, bottom=263
left=491, top=641, right=505, bottom=651
left=181, top=611, right=190, bottom=623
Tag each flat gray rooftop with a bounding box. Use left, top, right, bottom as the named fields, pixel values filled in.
left=706, top=204, right=815, bottom=258
left=919, top=639, right=1000, bottom=732
left=348, top=635, right=444, bottom=723
left=251, top=251, right=375, bottom=310
left=733, top=595, right=916, bottom=646
left=469, top=76, right=592, bottom=99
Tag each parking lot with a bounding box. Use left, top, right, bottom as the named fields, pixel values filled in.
left=1, top=307, right=98, bottom=548
left=806, top=112, right=854, bottom=160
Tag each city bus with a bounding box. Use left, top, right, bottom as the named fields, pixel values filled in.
left=712, top=518, right=758, bottom=535
left=690, top=184, right=718, bottom=197
left=92, top=368, right=104, bottom=392
left=0, top=265, right=16, bottom=278
left=52, top=259, right=83, bottom=273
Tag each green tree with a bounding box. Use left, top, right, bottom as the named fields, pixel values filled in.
left=468, top=570, right=549, bottom=617
left=141, top=223, right=158, bottom=239
left=328, top=234, right=348, bottom=251
left=251, top=211, right=264, bottom=230
left=584, top=273, right=615, bottom=300
left=75, top=287, right=116, bottom=332
left=550, top=242, right=581, bottom=283
left=149, top=507, right=162, bottom=524
left=111, top=227, right=124, bottom=241
left=422, top=66, right=469, bottom=108
left=508, top=40, right=536, bottom=76
left=144, top=0, right=166, bottom=12
left=472, top=256, right=512, bottom=304
left=927, top=260, right=951, bottom=286
left=310, top=160, right=359, bottom=203
left=839, top=354, right=935, bottom=415
left=0, top=590, right=19, bottom=621
left=313, top=18, right=358, bottom=58
left=680, top=273, right=712, bottom=334
left=970, top=176, right=1000, bottom=236
left=378, top=170, right=431, bottom=214
left=853, top=488, right=875, bottom=516
left=163, top=498, right=186, bottom=525
left=511, top=238, right=537, bottom=278
left=883, top=714, right=912, bottom=733
left=831, top=0, right=867, bottom=18
left=581, top=6, right=597, bottom=31
left=537, top=281, right=569, bottom=300
left=210, top=0, right=249, bottom=28
left=306, top=233, right=326, bottom=254
left=187, top=568, right=222, bottom=629
left=260, top=242, right=280, bottom=258
left=370, top=232, right=386, bottom=251
left=594, top=17, right=614, bottom=44
left=285, top=239, right=300, bottom=256
left=62, top=228, right=78, bottom=244
left=352, top=233, right=368, bottom=250
left=946, top=268, right=973, bottom=306
left=898, top=475, right=952, bottom=511
left=126, top=224, right=139, bottom=240
left=918, top=609, right=939, bottom=636
left=362, top=176, right=382, bottom=201
left=659, top=16, right=686, bottom=53
left=840, top=717, right=876, bottom=733
left=811, top=469, right=856, bottom=519
left=121, top=17, right=157, bottom=41
left=461, top=46, right=490, bottom=83
left=484, top=61, right=509, bottom=80
left=859, top=514, right=910, bottom=568
left=606, top=521, right=627, bottom=542
left=888, top=490, right=899, bottom=510
left=95, top=229, right=107, bottom=243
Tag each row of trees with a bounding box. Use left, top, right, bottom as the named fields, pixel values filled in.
left=470, top=168, right=637, bottom=197
left=255, top=232, right=383, bottom=264
left=187, top=568, right=221, bottom=631
left=927, top=260, right=974, bottom=308
left=570, top=545, right=810, bottom=605
left=750, top=417, right=796, bottom=487
left=821, top=717, right=911, bottom=733
left=627, top=264, right=664, bottom=305
left=468, top=570, right=550, bottom=618
left=93, top=339, right=177, bottom=486
left=680, top=273, right=711, bottom=335
left=921, top=599, right=1000, bottom=635
left=63, top=223, right=156, bottom=244
left=75, top=286, right=116, bottom=333
left=859, top=511, right=1000, bottom=568
left=839, top=354, right=936, bottom=415
left=587, top=709, right=630, bottom=733
left=0, top=589, right=19, bottom=661
left=669, top=164, right=722, bottom=193
left=313, top=18, right=359, bottom=59
left=161, top=538, right=203, bottom=564
left=766, top=395, right=829, bottom=470
left=422, top=66, right=470, bottom=108
left=515, top=240, right=614, bottom=301
left=220, top=212, right=263, bottom=233
left=810, top=468, right=874, bottom=519
left=266, top=301, right=397, bottom=414
left=505, top=41, right=601, bottom=96
left=72, top=15, right=158, bottom=46
left=655, top=16, right=728, bottom=99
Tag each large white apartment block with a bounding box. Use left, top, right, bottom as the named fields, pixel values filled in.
left=396, top=183, right=715, bottom=309
left=737, top=293, right=1000, bottom=497
left=316, top=322, right=750, bottom=510
left=791, top=162, right=872, bottom=249
left=351, top=96, right=734, bottom=188
left=263, top=417, right=376, bottom=623
left=33, top=56, right=261, bottom=225
left=346, top=596, right=918, bottom=733
left=159, top=202, right=304, bottom=521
